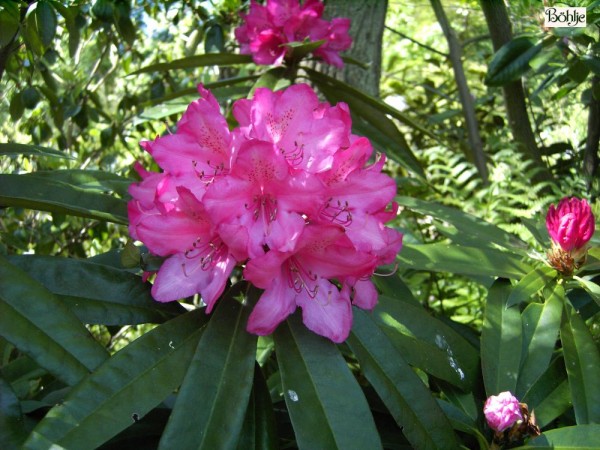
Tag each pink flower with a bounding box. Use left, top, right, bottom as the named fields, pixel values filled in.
left=546, top=197, right=595, bottom=252
left=128, top=83, right=402, bottom=343
left=235, top=0, right=351, bottom=67
left=484, top=392, right=523, bottom=432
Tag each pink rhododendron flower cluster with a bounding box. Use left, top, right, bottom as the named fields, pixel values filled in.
left=546, top=197, right=595, bottom=274
left=483, top=391, right=523, bottom=433
left=546, top=197, right=595, bottom=253
left=128, top=83, right=402, bottom=343
left=235, top=0, right=352, bottom=67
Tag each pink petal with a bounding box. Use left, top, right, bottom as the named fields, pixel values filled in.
left=296, top=278, right=352, bottom=343
left=247, top=275, right=297, bottom=335
left=351, top=279, right=378, bottom=310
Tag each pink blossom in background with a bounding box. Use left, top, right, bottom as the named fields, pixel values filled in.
left=235, top=0, right=352, bottom=67
left=546, top=197, right=595, bottom=252
left=483, top=392, right=523, bottom=433
left=128, top=83, right=402, bottom=343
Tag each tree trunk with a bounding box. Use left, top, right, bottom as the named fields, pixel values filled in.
left=479, top=0, right=546, bottom=170
left=431, top=0, right=489, bottom=182
left=584, top=76, right=600, bottom=198
left=319, top=0, right=388, bottom=97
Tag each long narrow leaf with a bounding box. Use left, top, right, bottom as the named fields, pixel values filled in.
left=560, top=299, right=600, bottom=424
left=28, top=170, right=133, bottom=198
left=8, top=255, right=184, bottom=326
left=130, top=53, right=253, bottom=75
left=519, top=425, right=600, bottom=448
left=274, top=313, right=382, bottom=450
left=0, top=143, right=75, bottom=160
left=508, top=266, right=557, bottom=308
left=0, top=256, right=109, bottom=386
left=348, top=309, right=459, bottom=449
left=0, top=375, right=27, bottom=450
left=0, top=173, right=128, bottom=224
left=397, top=196, right=528, bottom=253
left=398, top=243, right=533, bottom=280
left=481, top=279, right=522, bottom=395
left=23, top=309, right=209, bottom=450
left=159, top=290, right=257, bottom=450
left=516, top=284, right=562, bottom=398
left=376, top=295, right=479, bottom=389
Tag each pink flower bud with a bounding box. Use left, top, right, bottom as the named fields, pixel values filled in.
left=484, top=391, right=522, bottom=432
left=546, top=197, right=595, bottom=252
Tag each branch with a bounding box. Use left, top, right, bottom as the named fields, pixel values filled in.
left=384, top=25, right=449, bottom=58
left=430, top=0, right=489, bottom=182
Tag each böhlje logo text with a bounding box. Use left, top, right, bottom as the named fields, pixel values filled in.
left=544, top=7, right=586, bottom=28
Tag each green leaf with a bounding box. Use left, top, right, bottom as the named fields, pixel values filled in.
left=34, top=1, right=57, bottom=48
left=9, top=92, right=24, bottom=121
left=159, top=289, right=257, bottom=450
left=28, top=169, right=133, bottom=197
left=560, top=299, right=600, bottom=424
left=486, top=36, right=544, bottom=86
left=398, top=243, right=533, bottom=280
left=581, top=54, right=600, bottom=77
left=284, top=39, right=325, bottom=59
left=519, top=357, right=572, bottom=428
left=0, top=143, right=75, bottom=160
left=375, top=295, right=479, bottom=389
left=0, top=255, right=109, bottom=386
left=23, top=309, right=209, bottom=450
left=7, top=255, right=184, bottom=326
left=517, top=424, right=600, bottom=448
left=0, top=173, right=127, bottom=224
left=305, top=68, right=426, bottom=178
left=348, top=309, right=459, bottom=449
left=507, top=266, right=557, bottom=308
left=396, top=196, right=528, bottom=253
left=130, top=53, right=253, bottom=75
left=204, top=24, right=224, bottom=53
left=0, top=374, right=27, bottom=450
left=481, top=279, right=522, bottom=395
left=516, top=284, right=562, bottom=398
left=573, top=276, right=600, bottom=308
left=114, top=0, right=136, bottom=46
left=274, top=313, right=382, bottom=450
left=436, top=400, right=488, bottom=450
left=236, top=363, right=278, bottom=450
left=0, top=2, right=19, bottom=48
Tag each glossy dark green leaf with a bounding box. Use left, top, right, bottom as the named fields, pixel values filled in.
left=396, top=196, right=528, bottom=253
left=236, top=364, right=278, bottom=450
left=0, top=2, right=19, bottom=48
left=250, top=67, right=287, bottom=95
left=9, top=93, right=24, bottom=121
left=0, top=255, right=109, bottom=386
left=526, top=377, right=570, bottom=429
left=7, top=255, right=184, bottom=326
left=130, top=53, right=253, bottom=75
left=284, top=39, right=325, bottom=59
left=573, top=276, right=600, bottom=307
left=274, top=313, right=382, bottom=450
left=581, top=54, right=600, bottom=76
left=27, top=169, right=133, bottom=197
left=398, top=243, right=533, bottom=280
left=21, top=87, right=41, bottom=109
left=0, top=374, right=27, bottom=450
left=436, top=400, right=488, bottom=450
left=306, top=69, right=425, bottom=178
left=517, top=425, right=600, bottom=448
left=485, top=36, right=544, bottom=86
left=481, top=279, right=522, bottom=395
left=114, top=1, right=136, bottom=46
left=204, top=24, right=224, bottom=53
left=508, top=266, right=558, bottom=308
left=516, top=285, right=562, bottom=398
left=304, top=68, right=434, bottom=138
left=34, top=1, right=57, bottom=48
left=23, top=309, right=209, bottom=450
left=560, top=299, right=600, bottom=424
left=0, top=173, right=128, bottom=224
left=375, top=295, right=479, bottom=389
left=0, top=143, right=75, bottom=160
left=348, top=309, right=459, bottom=449
left=159, top=291, right=257, bottom=450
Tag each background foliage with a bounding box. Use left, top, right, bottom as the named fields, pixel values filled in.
left=1, top=0, right=600, bottom=449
